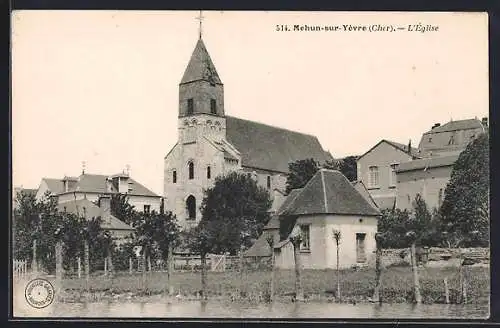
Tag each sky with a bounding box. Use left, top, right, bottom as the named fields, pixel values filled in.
left=12, top=11, right=488, bottom=195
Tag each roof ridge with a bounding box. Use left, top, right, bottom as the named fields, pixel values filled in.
left=227, top=115, right=319, bottom=139
left=320, top=170, right=328, bottom=213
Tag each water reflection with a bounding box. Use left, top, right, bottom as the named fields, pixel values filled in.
left=15, top=299, right=489, bottom=319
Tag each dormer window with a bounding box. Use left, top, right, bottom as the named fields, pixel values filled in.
left=187, top=98, right=194, bottom=115
left=210, top=99, right=217, bottom=114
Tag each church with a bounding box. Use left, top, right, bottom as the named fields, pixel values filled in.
left=164, top=34, right=332, bottom=229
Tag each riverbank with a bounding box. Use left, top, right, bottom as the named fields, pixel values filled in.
left=39, top=265, right=490, bottom=305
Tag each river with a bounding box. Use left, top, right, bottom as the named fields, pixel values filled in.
left=14, top=299, right=489, bottom=319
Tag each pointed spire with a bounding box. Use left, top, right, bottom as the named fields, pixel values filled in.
left=180, top=39, right=222, bottom=85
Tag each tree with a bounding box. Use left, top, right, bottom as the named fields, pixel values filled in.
left=285, top=157, right=357, bottom=194
left=377, top=195, right=441, bottom=249
left=332, top=229, right=341, bottom=301
left=110, top=194, right=138, bottom=225
left=286, top=158, right=320, bottom=194
left=198, top=171, right=272, bottom=254
left=440, top=133, right=489, bottom=247
left=13, top=190, right=112, bottom=274
left=338, top=155, right=358, bottom=182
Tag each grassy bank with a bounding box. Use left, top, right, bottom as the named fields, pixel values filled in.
left=53, top=265, right=489, bottom=304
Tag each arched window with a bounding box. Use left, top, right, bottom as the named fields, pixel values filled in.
left=188, top=162, right=194, bottom=180
left=207, top=166, right=211, bottom=179
left=172, top=170, right=177, bottom=183
left=186, top=195, right=196, bottom=220
left=267, top=176, right=271, bottom=189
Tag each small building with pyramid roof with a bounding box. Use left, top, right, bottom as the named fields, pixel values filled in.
left=270, top=169, right=381, bottom=269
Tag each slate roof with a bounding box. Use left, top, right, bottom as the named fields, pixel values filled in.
left=57, top=199, right=134, bottom=231
left=372, top=196, right=396, bottom=210
left=226, top=116, right=331, bottom=173
left=244, top=235, right=272, bottom=257
left=43, top=173, right=159, bottom=197
left=42, top=178, right=65, bottom=194
left=358, top=139, right=421, bottom=160
left=263, top=215, right=280, bottom=230
left=352, top=181, right=379, bottom=211
left=279, top=170, right=381, bottom=216
left=180, top=38, right=222, bottom=85
left=396, top=154, right=460, bottom=173
left=422, top=119, right=485, bottom=134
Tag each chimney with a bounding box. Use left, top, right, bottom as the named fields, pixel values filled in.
left=482, top=117, right=488, bottom=128
left=98, top=194, right=112, bottom=224
left=407, top=139, right=412, bottom=155
left=432, top=123, right=441, bottom=129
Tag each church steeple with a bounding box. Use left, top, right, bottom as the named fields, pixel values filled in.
left=180, top=38, right=222, bottom=86
left=178, top=37, right=224, bottom=118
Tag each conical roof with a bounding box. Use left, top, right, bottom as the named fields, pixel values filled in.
left=180, top=38, right=222, bottom=85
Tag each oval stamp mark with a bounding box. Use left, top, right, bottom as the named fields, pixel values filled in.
left=24, top=278, right=55, bottom=309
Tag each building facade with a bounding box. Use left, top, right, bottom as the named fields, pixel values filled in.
left=164, top=37, right=332, bottom=229
left=36, top=172, right=162, bottom=214
left=356, top=140, right=420, bottom=210
left=418, top=118, right=487, bottom=157
left=396, top=118, right=488, bottom=212
left=273, top=169, right=380, bottom=269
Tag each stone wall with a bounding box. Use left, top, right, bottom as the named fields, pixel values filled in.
left=380, top=247, right=490, bottom=268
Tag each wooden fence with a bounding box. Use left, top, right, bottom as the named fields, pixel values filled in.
left=13, top=259, right=29, bottom=279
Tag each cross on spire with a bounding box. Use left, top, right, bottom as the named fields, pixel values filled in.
left=195, top=10, right=205, bottom=39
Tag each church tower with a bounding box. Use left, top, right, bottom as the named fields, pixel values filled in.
left=164, top=33, right=238, bottom=230
left=178, top=38, right=226, bottom=143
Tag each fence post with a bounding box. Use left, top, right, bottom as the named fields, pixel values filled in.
left=239, top=247, right=245, bottom=298
left=104, top=257, right=108, bottom=276
left=32, top=239, right=38, bottom=274
left=410, top=242, right=422, bottom=304
left=167, top=244, right=174, bottom=295
left=129, top=257, right=132, bottom=275
left=462, top=265, right=468, bottom=304
left=84, top=240, right=90, bottom=291
left=372, top=234, right=383, bottom=303
left=55, top=241, right=63, bottom=300
left=444, top=278, right=450, bottom=304
left=77, top=257, right=81, bottom=279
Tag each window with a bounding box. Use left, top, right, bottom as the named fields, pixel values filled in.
left=187, top=98, right=194, bottom=115
left=438, top=188, right=443, bottom=208
left=389, top=164, right=398, bottom=187
left=188, top=162, right=194, bottom=180
left=368, top=166, right=379, bottom=188
left=428, top=137, right=432, bottom=143
left=210, top=99, right=217, bottom=114
left=448, top=133, right=456, bottom=145
left=207, top=166, right=211, bottom=179
left=172, top=170, right=177, bottom=184
left=299, top=225, right=310, bottom=251
left=144, top=205, right=151, bottom=213
left=356, top=233, right=367, bottom=263
left=267, top=176, right=271, bottom=189
left=186, top=195, right=196, bottom=220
